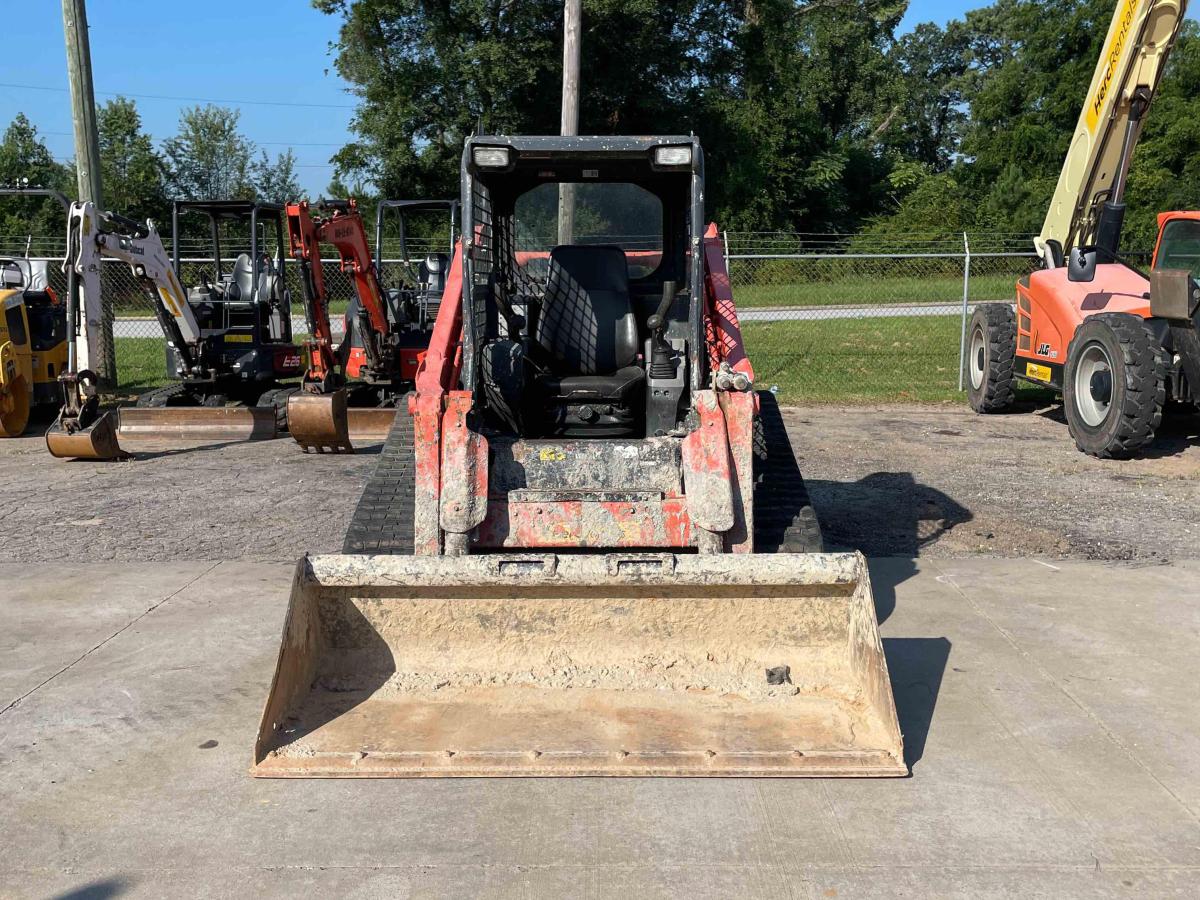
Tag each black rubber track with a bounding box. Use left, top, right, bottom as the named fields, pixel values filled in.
left=1064, top=312, right=1166, bottom=459
left=134, top=383, right=191, bottom=408
left=343, top=406, right=416, bottom=554
left=753, top=391, right=824, bottom=553
left=967, top=303, right=1016, bottom=412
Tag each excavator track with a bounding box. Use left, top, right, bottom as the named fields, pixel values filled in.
left=754, top=391, right=824, bottom=553
left=342, top=406, right=415, bottom=554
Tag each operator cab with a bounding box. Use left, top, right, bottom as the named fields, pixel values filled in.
left=171, top=199, right=294, bottom=342
left=375, top=198, right=459, bottom=330
left=462, top=135, right=703, bottom=439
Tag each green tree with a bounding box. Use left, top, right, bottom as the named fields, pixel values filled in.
left=162, top=105, right=256, bottom=201
left=0, top=113, right=72, bottom=237
left=98, top=97, right=168, bottom=224
left=315, top=0, right=915, bottom=232
left=253, top=149, right=301, bottom=204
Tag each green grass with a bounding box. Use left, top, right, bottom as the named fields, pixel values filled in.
left=114, top=338, right=171, bottom=394
left=733, top=272, right=1021, bottom=309
left=743, top=315, right=965, bottom=404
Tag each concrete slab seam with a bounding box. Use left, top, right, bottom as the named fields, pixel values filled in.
left=0, top=561, right=223, bottom=719
left=927, top=559, right=1200, bottom=828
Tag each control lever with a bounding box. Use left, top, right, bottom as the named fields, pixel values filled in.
left=647, top=280, right=677, bottom=380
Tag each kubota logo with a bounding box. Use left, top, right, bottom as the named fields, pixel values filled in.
left=1087, top=0, right=1137, bottom=133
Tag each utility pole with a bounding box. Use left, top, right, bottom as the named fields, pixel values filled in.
left=62, top=0, right=113, bottom=385
left=557, top=0, right=581, bottom=246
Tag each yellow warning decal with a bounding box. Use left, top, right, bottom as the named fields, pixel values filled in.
left=224, top=334, right=253, bottom=343
left=1026, top=362, right=1052, bottom=382
left=538, top=447, right=566, bottom=462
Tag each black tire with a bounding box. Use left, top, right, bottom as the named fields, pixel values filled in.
left=1063, top=313, right=1166, bottom=459
left=343, top=406, right=415, bottom=554
left=966, top=303, right=1016, bottom=412
left=753, top=391, right=824, bottom=552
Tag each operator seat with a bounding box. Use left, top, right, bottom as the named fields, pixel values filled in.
left=229, top=253, right=255, bottom=302
left=532, top=244, right=645, bottom=436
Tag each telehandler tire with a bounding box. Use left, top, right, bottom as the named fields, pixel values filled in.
left=1063, top=313, right=1165, bottom=459
left=966, top=303, right=1016, bottom=412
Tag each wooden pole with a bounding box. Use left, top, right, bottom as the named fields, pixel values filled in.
left=62, top=0, right=113, bottom=384
left=557, top=0, right=581, bottom=246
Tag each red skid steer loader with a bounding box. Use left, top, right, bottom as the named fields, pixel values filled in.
left=253, top=136, right=905, bottom=777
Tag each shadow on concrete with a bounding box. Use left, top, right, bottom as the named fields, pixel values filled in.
left=883, top=637, right=951, bottom=770
left=808, top=473, right=971, bottom=624
left=52, top=878, right=130, bottom=900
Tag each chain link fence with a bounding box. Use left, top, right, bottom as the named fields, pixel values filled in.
left=0, top=231, right=1152, bottom=402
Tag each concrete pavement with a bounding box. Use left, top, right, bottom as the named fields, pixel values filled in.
left=1, top=556, right=1198, bottom=898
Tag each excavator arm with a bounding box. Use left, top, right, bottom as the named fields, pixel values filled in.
left=1037, top=0, right=1187, bottom=266
left=285, top=201, right=343, bottom=391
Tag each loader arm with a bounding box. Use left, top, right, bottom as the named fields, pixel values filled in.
left=1037, top=0, right=1187, bottom=266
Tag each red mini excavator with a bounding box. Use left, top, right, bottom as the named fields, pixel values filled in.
left=284, top=199, right=432, bottom=451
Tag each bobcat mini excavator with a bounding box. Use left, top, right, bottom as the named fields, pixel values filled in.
left=253, top=135, right=904, bottom=778
left=968, top=0, right=1198, bottom=457
left=46, top=201, right=298, bottom=458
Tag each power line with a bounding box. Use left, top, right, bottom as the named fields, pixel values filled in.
left=0, top=81, right=355, bottom=111
left=40, top=130, right=344, bottom=147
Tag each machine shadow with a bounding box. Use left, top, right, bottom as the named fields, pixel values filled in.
left=51, top=877, right=130, bottom=900
left=806, top=472, right=972, bottom=624
left=881, top=636, right=951, bottom=769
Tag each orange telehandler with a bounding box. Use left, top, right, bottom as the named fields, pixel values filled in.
left=968, top=0, right=1198, bottom=458
left=284, top=199, right=434, bottom=451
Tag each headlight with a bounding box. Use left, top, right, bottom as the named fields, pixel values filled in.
left=653, top=145, right=692, bottom=167
left=473, top=147, right=511, bottom=168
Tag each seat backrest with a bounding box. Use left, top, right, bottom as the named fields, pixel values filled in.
left=535, top=245, right=637, bottom=376
left=230, top=253, right=255, bottom=301
left=419, top=253, right=449, bottom=294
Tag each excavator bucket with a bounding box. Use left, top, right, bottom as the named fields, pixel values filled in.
left=287, top=389, right=353, bottom=453
left=253, top=552, right=906, bottom=778
left=45, top=409, right=126, bottom=460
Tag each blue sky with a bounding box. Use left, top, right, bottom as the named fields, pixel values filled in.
left=0, top=1, right=1030, bottom=197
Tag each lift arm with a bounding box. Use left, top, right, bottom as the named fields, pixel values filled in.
left=1037, top=0, right=1188, bottom=266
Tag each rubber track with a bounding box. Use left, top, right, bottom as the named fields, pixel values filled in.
left=342, top=407, right=416, bottom=554
left=134, top=383, right=190, bottom=408
left=753, top=392, right=824, bottom=553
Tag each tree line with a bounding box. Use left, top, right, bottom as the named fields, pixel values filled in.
left=318, top=0, right=1200, bottom=250
left=0, top=101, right=299, bottom=238
left=4, top=0, right=1198, bottom=252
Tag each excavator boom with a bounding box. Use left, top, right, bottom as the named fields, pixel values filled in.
left=1037, top=0, right=1187, bottom=264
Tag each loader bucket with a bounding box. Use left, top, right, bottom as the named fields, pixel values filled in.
left=253, top=552, right=906, bottom=778
left=287, top=389, right=353, bottom=452
left=116, top=407, right=279, bottom=442
left=45, top=409, right=127, bottom=460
